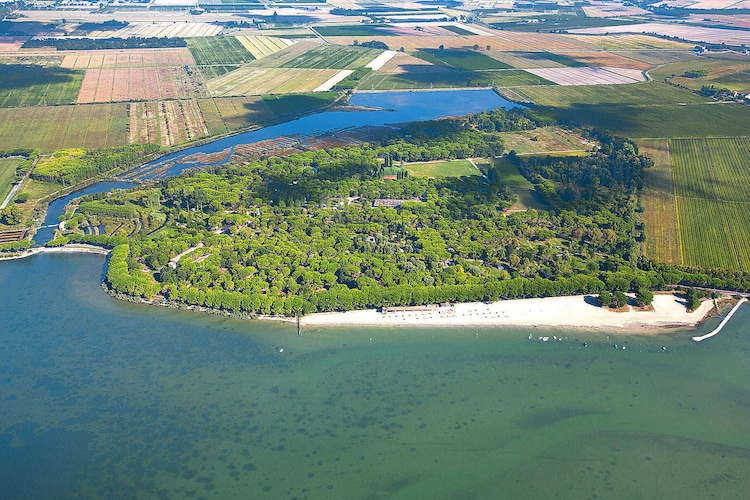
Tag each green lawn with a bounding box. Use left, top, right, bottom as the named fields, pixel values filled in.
left=404, top=159, right=479, bottom=178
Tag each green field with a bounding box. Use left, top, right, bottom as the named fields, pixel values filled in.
left=281, top=45, right=379, bottom=70
left=186, top=37, right=256, bottom=79
left=0, top=157, right=22, bottom=202
left=669, top=137, right=750, bottom=271
left=519, top=82, right=750, bottom=138
left=197, top=97, right=275, bottom=135
left=404, top=159, right=479, bottom=178
left=648, top=55, right=750, bottom=94
left=0, top=63, right=83, bottom=107
left=638, top=138, right=681, bottom=265
left=0, top=103, right=128, bottom=152
left=416, top=49, right=512, bottom=71
left=314, top=25, right=394, bottom=37
left=359, top=68, right=552, bottom=91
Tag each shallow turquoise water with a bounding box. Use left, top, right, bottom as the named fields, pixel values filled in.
left=1, top=254, right=749, bottom=498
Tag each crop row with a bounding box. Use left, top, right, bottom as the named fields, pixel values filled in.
left=671, top=137, right=750, bottom=202
left=186, top=37, right=255, bottom=70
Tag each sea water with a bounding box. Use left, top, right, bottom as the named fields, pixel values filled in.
left=1, top=254, right=749, bottom=498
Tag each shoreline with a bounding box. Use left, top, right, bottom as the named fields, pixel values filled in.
left=0, top=244, right=110, bottom=260
left=298, top=294, right=718, bottom=333
left=0, top=247, right=724, bottom=334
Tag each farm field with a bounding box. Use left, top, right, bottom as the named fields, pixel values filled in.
left=649, top=55, right=750, bottom=93
left=637, top=138, right=681, bottom=265
left=0, top=63, right=84, bottom=107
left=0, top=103, right=128, bottom=151
left=197, top=97, right=275, bottom=135
left=404, top=159, right=479, bottom=178
left=127, top=100, right=210, bottom=147
left=59, top=49, right=196, bottom=69
left=207, top=66, right=342, bottom=96
left=563, top=34, right=693, bottom=51
left=280, top=45, right=380, bottom=70
left=518, top=82, right=750, bottom=138
left=415, top=49, right=512, bottom=70
left=0, top=158, right=22, bottom=203
left=76, top=66, right=206, bottom=103
left=235, top=36, right=292, bottom=59
left=186, top=37, right=256, bottom=79
left=525, top=67, right=645, bottom=86
left=669, top=137, right=750, bottom=271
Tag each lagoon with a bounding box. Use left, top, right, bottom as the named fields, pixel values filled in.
left=1, top=253, right=749, bottom=498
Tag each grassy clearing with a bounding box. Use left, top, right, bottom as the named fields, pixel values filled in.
left=404, top=159, right=479, bottom=178
left=476, top=157, right=551, bottom=211
left=670, top=137, right=750, bottom=271
left=0, top=157, right=22, bottom=202
left=415, top=49, right=512, bottom=71
left=501, top=127, right=592, bottom=155
left=186, top=37, right=255, bottom=79
left=0, top=63, right=84, bottom=107
left=637, top=138, right=681, bottom=265
left=281, top=45, right=379, bottom=70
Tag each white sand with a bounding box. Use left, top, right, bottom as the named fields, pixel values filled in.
left=299, top=294, right=717, bottom=332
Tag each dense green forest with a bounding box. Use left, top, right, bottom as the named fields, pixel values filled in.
left=53, top=109, right=749, bottom=316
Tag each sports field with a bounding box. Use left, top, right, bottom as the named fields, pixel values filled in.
left=404, top=159, right=479, bottom=178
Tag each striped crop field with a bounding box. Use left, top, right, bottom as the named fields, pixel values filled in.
left=638, top=138, right=681, bottom=265
left=281, top=45, right=380, bottom=70
left=235, top=36, right=292, bottom=59
left=186, top=37, right=256, bottom=79
left=669, top=137, right=750, bottom=271
left=0, top=63, right=84, bottom=107
left=207, top=67, right=340, bottom=96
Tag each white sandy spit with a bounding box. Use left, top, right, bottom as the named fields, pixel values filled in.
left=299, top=294, right=716, bottom=332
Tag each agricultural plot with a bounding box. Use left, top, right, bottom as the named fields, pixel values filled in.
left=669, top=137, right=750, bottom=271
left=187, top=37, right=256, bottom=79
left=281, top=45, right=380, bottom=70
left=99, top=22, right=222, bottom=39
left=207, top=67, right=341, bottom=96
left=60, top=49, right=196, bottom=69
left=415, top=49, right=512, bottom=70
left=326, top=35, right=531, bottom=52
left=197, top=97, right=275, bottom=135
left=76, top=66, right=205, bottom=103
left=649, top=56, right=750, bottom=93
left=0, top=103, right=129, bottom=151
left=0, top=63, right=83, bottom=107
left=638, top=138, right=681, bottom=264
left=564, top=34, right=692, bottom=51
left=562, top=51, right=652, bottom=71
left=525, top=67, right=645, bottom=86
left=518, top=82, right=750, bottom=137
left=127, top=100, right=210, bottom=147
left=235, top=36, right=292, bottom=59
left=404, top=159, right=479, bottom=178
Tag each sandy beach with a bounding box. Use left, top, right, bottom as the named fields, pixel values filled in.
left=299, top=294, right=718, bottom=332
left=0, top=244, right=110, bottom=260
